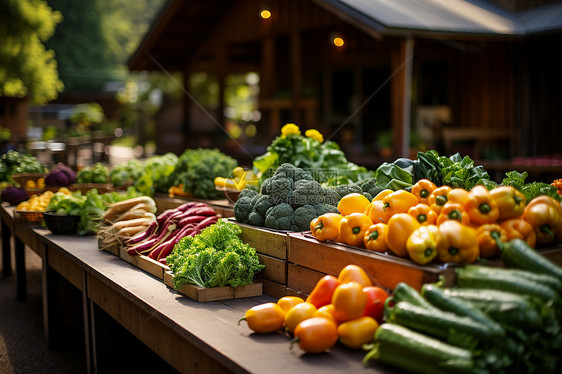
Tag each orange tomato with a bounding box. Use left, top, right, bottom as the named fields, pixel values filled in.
left=331, top=282, right=367, bottom=322
left=277, top=296, right=304, bottom=313
left=291, top=317, right=338, bottom=353
left=338, top=264, right=372, bottom=287
left=284, top=302, right=318, bottom=334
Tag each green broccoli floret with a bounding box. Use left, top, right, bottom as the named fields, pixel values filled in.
left=291, top=204, right=318, bottom=231
left=233, top=189, right=259, bottom=223
left=358, top=178, right=384, bottom=199
left=260, top=174, right=294, bottom=204
left=313, top=203, right=339, bottom=216
left=254, top=194, right=274, bottom=216
left=322, top=187, right=340, bottom=206
left=329, top=183, right=363, bottom=200
left=265, top=203, right=294, bottom=230
left=248, top=211, right=265, bottom=226
left=363, top=191, right=373, bottom=201
left=293, top=179, right=325, bottom=206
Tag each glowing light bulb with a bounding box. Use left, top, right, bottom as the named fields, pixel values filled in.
left=333, top=37, right=344, bottom=47
left=260, top=9, right=271, bottom=19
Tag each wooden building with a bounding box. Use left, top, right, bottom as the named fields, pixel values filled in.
left=128, top=0, right=562, bottom=167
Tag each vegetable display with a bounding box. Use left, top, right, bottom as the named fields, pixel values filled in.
left=125, top=202, right=219, bottom=263
left=166, top=220, right=264, bottom=288
left=76, top=163, right=109, bottom=184
left=45, top=163, right=76, bottom=186
left=0, top=150, right=46, bottom=183
left=1, top=186, right=29, bottom=205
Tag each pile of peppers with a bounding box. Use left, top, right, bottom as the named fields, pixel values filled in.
left=310, top=180, right=562, bottom=265
left=238, top=264, right=388, bottom=354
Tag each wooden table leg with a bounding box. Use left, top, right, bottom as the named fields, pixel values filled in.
left=15, top=235, right=26, bottom=301
left=1, top=219, right=12, bottom=277
left=82, top=272, right=94, bottom=374
left=42, top=247, right=61, bottom=349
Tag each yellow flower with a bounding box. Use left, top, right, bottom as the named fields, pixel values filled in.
left=305, top=129, right=324, bottom=143
left=281, top=123, right=301, bottom=138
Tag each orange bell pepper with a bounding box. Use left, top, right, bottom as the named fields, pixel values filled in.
left=489, top=186, right=526, bottom=220
left=340, top=212, right=373, bottom=247
left=310, top=213, right=343, bottom=242
left=313, top=304, right=338, bottom=324
left=523, top=200, right=561, bottom=245
left=306, top=275, right=341, bottom=309
left=406, top=225, right=440, bottom=265
left=447, top=188, right=470, bottom=206
left=366, top=200, right=390, bottom=224
left=476, top=223, right=508, bottom=258
left=428, top=185, right=452, bottom=214
left=382, top=189, right=419, bottom=217
left=338, top=264, right=372, bottom=287
left=338, top=193, right=371, bottom=216
left=436, top=202, right=470, bottom=226
left=499, top=218, right=537, bottom=248
left=411, top=179, right=437, bottom=205
left=386, top=213, right=421, bottom=257
left=331, top=282, right=367, bottom=322
left=407, top=203, right=437, bottom=226
left=363, top=223, right=389, bottom=252
left=465, top=185, right=499, bottom=224
left=437, top=220, right=479, bottom=264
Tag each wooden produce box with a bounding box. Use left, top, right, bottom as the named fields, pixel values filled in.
left=163, top=271, right=262, bottom=302
left=232, top=220, right=290, bottom=299
left=287, top=232, right=456, bottom=294
left=119, top=246, right=139, bottom=267
left=137, top=254, right=169, bottom=280
left=153, top=195, right=234, bottom=218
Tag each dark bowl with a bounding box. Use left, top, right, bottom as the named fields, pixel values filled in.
left=42, top=212, right=81, bottom=235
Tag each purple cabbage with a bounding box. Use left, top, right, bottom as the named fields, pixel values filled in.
left=1, top=186, right=28, bottom=205
left=46, top=163, right=76, bottom=185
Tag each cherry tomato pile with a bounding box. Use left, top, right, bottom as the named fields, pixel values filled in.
left=239, top=265, right=388, bottom=353
left=310, top=180, right=562, bottom=265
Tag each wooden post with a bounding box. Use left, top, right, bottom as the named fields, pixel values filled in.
left=290, top=28, right=302, bottom=125
left=390, top=37, right=414, bottom=158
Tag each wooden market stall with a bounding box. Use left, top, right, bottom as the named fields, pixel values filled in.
left=129, top=0, right=562, bottom=167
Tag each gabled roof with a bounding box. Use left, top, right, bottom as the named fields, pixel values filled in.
left=129, top=0, right=562, bottom=71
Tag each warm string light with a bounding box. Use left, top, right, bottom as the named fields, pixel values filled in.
left=330, top=32, right=345, bottom=47
left=260, top=8, right=271, bottom=19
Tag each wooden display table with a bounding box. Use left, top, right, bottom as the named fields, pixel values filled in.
left=0, top=203, right=384, bottom=374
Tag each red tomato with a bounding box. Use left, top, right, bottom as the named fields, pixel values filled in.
left=362, top=286, right=388, bottom=323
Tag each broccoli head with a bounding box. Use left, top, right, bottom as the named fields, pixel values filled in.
left=313, top=203, right=339, bottom=216
left=264, top=203, right=294, bottom=230
left=233, top=189, right=259, bottom=223
left=322, top=187, right=340, bottom=206
left=292, top=179, right=325, bottom=206
left=260, top=174, right=294, bottom=204
left=248, top=211, right=265, bottom=226
left=358, top=178, right=384, bottom=199
left=291, top=204, right=319, bottom=231
left=254, top=194, right=274, bottom=216
left=330, top=183, right=363, bottom=200
left=363, top=191, right=373, bottom=201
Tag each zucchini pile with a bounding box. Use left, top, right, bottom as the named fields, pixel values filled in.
left=364, top=238, right=562, bottom=374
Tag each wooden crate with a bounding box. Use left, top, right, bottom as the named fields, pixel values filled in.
left=163, top=271, right=262, bottom=302
left=287, top=232, right=456, bottom=293
left=119, top=246, right=139, bottom=267
left=137, top=254, right=169, bottom=280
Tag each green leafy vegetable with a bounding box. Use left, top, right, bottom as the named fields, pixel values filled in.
left=502, top=170, right=561, bottom=202
left=166, top=220, right=264, bottom=289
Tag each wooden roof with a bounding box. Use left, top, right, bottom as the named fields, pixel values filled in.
left=129, top=0, right=562, bottom=72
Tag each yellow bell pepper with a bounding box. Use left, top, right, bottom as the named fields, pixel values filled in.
left=522, top=200, right=561, bottom=245
left=489, top=186, right=526, bottom=221
left=363, top=223, right=388, bottom=252
left=499, top=218, right=537, bottom=248
left=475, top=224, right=507, bottom=258
left=310, top=213, right=343, bottom=242
left=339, top=213, right=373, bottom=247
left=406, top=225, right=440, bottom=265
left=336, top=316, right=379, bottom=349
left=437, top=220, right=479, bottom=264
left=465, top=185, right=499, bottom=224
left=436, top=202, right=470, bottom=226
left=366, top=200, right=390, bottom=224
left=338, top=193, right=371, bottom=216
left=411, top=179, right=437, bottom=205
left=428, top=186, right=452, bottom=214
left=382, top=190, right=419, bottom=217
left=407, top=203, right=437, bottom=226
left=386, top=213, right=421, bottom=257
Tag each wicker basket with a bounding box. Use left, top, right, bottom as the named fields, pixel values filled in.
left=15, top=210, right=45, bottom=224
left=11, top=173, right=47, bottom=188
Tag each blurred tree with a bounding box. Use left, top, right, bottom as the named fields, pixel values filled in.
left=46, top=0, right=165, bottom=93
left=0, top=0, right=64, bottom=104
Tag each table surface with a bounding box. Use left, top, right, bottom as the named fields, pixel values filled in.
left=1, top=204, right=393, bottom=374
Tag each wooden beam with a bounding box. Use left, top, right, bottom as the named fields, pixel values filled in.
left=390, top=37, right=414, bottom=158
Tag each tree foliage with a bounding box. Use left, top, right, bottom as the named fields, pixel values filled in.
left=0, top=0, right=64, bottom=104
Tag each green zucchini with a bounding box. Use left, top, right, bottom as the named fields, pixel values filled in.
left=442, top=288, right=542, bottom=330
left=501, top=238, right=562, bottom=282
left=466, top=265, right=561, bottom=295
left=456, top=265, right=559, bottom=305
left=391, top=282, right=436, bottom=309
left=421, top=284, right=505, bottom=338
left=386, top=301, right=494, bottom=347
left=363, top=323, right=476, bottom=374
